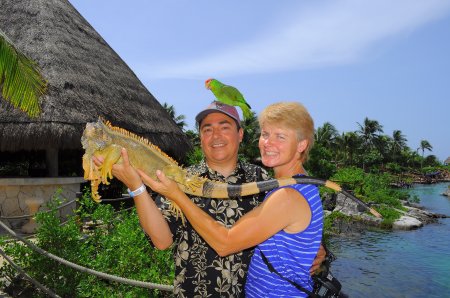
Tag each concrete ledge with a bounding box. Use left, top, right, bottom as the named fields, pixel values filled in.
left=0, top=177, right=85, bottom=186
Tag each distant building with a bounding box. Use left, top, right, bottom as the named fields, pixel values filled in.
left=445, top=157, right=450, bottom=165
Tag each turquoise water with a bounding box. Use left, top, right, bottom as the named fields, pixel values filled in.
left=329, top=182, right=450, bottom=297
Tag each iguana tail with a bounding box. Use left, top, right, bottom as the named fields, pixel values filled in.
left=182, top=176, right=382, bottom=218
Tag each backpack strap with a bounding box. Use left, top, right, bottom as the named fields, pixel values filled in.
left=259, top=249, right=318, bottom=298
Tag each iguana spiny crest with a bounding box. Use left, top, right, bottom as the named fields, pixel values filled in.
left=82, top=118, right=207, bottom=204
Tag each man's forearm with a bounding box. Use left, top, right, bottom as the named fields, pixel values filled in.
left=133, top=191, right=173, bottom=250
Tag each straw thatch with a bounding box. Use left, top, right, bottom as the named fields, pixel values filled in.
left=0, top=0, right=191, bottom=162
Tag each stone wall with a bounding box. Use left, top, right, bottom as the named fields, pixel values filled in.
left=0, top=177, right=84, bottom=230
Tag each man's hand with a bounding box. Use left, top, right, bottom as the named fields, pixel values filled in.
left=310, top=243, right=326, bottom=275
left=93, top=148, right=142, bottom=191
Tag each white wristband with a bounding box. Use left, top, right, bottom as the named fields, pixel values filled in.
left=127, top=184, right=147, bottom=198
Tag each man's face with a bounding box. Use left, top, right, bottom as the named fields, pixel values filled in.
left=199, top=112, right=243, bottom=167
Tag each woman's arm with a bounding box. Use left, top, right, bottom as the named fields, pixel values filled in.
left=139, top=170, right=312, bottom=256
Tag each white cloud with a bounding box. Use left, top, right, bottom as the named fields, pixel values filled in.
left=141, top=0, right=450, bottom=79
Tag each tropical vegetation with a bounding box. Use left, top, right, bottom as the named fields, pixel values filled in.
left=0, top=189, right=173, bottom=297
left=178, top=110, right=445, bottom=178
left=0, top=29, right=47, bottom=117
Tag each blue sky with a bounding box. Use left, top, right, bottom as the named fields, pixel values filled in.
left=69, top=0, right=450, bottom=162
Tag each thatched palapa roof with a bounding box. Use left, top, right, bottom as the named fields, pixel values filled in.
left=0, top=0, right=191, bottom=162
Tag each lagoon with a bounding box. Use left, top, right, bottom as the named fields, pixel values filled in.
left=329, top=182, right=450, bottom=297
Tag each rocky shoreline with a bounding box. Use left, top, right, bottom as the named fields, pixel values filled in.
left=443, top=186, right=450, bottom=197
left=324, top=191, right=449, bottom=235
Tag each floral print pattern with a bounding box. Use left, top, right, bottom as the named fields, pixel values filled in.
left=155, top=159, right=269, bottom=297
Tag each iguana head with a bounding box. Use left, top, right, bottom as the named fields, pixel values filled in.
left=81, top=118, right=112, bottom=151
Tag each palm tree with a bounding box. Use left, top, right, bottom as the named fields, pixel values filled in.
left=340, top=131, right=359, bottom=166
left=356, top=117, right=383, bottom=170
left=392, top=130, right=408, bottom=153
left=391, top=130, right=407, bottom=162
left=376, top=134, right=392, bottom=166
left=418, top=139, right=432, bottom=169
left=315, top=122, right=339, bottom=148
left=162, top=102, right=187, bottom=131
left=356, top=117, right=383, bottom=150
left=403, top=148, right=421, bottom=168
left=315, top=122, right=340, bottom=164
left=0, top=29, right=47, bottom=117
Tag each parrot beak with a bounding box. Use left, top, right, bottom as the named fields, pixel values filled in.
left=205, top=79, right=212, bottom=89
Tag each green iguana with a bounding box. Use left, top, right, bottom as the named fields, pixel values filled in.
left=81, top=119, right=382, bottom=220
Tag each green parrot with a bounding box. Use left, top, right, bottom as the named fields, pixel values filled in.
left=205, top=78, right=252, bottom=120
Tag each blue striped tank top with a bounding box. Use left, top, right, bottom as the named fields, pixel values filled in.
left=245, top=183, right=323, bottom=297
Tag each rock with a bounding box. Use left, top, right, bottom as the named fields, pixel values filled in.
left=333, top=193, right=381, bottom=222
left=392, top=215, right=423, bottom=230
left=328, top=191, right=446, bottom=234
left=403, top=200, right=425, bottom=209
left=331, top=214, right=382, bottom=235
left=404, top=206, right=439, bottom=224
left=329, top=193, right=382, bottom=235
left=443, top=188, right=450, bottom=197
left=331, top=218, right=368, bottom=235
left=334, top=193, right=367, bottom=216
left=322, top=193, right=337, bottom=211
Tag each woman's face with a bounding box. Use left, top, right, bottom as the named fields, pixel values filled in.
left=259, top=122, right=306, bottom=176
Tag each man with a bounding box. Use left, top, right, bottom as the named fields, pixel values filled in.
left=98, top=101, right=324, bottom=297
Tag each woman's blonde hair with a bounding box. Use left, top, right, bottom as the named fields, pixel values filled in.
left=259, top=101, right=315, bottom=162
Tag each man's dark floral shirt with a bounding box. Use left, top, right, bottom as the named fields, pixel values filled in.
left=155, top=159, right=269, bottom=298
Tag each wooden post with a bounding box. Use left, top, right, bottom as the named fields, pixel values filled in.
left=46, top=148, right=58, bottom=177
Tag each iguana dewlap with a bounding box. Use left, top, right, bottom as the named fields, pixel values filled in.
left=81, top=119, right=382, bottom=219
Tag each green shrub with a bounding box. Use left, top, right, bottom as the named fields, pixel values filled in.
left=322, top=211, right=352, bottom=241
left=306, top=144, right=337, bottom=178
left=0, top=188, right=174, bottom=297
left=328, top=167, right=405, bottom=227
left=330, top=167, right=365, bottom=192
left=376, top=206, right=402, bottom=228
left=331, top=167, right=405, bottom=209
left=185, top=146, right=203, bottom=166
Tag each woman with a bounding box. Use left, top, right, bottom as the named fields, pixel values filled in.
left=141, top=102, right=323, bottom=297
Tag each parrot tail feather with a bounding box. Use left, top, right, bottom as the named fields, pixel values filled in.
left=241, top=105, right=253, bottom=120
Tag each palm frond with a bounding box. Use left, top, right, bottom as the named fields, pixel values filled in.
left=0, top=30, right=47, bottom=117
